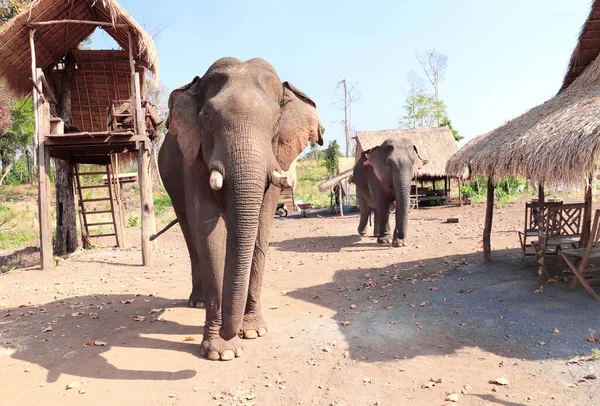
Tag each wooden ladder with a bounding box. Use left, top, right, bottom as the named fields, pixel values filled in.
left=74, top=163, right=122, bottom=248
left=410, top=178, right=419, bottom=210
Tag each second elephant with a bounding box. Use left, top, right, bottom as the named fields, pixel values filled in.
left=353, top=137, right=427, bottom=247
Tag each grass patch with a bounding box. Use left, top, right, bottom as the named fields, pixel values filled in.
left=295, top=159, right=330, bottom=209
left=154, top=193, right=173, bottom=216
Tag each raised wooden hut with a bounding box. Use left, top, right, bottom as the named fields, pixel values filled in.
left=446, top=0, right=600, bottom=284
left=355, top=126, right=458, bottom=205
left=0, top=0, right=161, bottom=269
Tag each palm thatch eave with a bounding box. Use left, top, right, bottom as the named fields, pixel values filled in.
left=0, top=0, right=159, bottom=96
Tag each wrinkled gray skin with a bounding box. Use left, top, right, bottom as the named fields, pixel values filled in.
left=352, top=137, right=427, bottom=247
left=158, top=58, right=322, bottom=361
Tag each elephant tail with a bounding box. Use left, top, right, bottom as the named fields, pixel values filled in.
left=149, top=218, right=179, bottom=241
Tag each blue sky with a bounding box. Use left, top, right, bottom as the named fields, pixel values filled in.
left=93, top=0, right=590, bottom=150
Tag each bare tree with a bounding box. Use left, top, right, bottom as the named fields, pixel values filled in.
left=399, top=70, right=425, bottom=129
left=416, top=49, right=448, bottom=126
left=335, top=79, right=360, bottom=157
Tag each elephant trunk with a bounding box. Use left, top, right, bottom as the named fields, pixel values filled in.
left=395, top=169, right=412, bottom=240
left=219, top=138, right=266, bottom=341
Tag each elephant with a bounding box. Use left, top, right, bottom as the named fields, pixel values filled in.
left=158, top=57, right=322, bottom=361
left=352, top=137, right=427, bottom=247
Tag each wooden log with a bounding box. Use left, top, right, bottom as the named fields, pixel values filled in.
left=28, top=20, right=128, bottom=28
left=446, top=217, right=459, bottom=223
left=483, top=177, right=494, bottom=262
left=40, top=73, right=58, bottom=105
left=536, top=183, right=546, bottom=288
left=338, top=182, right=344, bottom=217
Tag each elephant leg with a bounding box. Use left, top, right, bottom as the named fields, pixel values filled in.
left=191, top=207, right=243, bottom=361
left=357, top=194, right=370, bottom=236
left=376, top=192, right=391, bottom=244
left=178, top=213, right=204, bottom=308
left=242, top=185, right=280, bottom=339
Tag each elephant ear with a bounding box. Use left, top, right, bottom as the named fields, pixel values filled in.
left=166, top=77, right=202, bottom=164
left=412, top=145, right=428, bottom=176
left=277, top=82, right=323, bottom=171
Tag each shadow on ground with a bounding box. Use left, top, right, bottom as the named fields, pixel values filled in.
left=1, top=294, right=201, bottom=382
left=288, top=248, right=600, bottom=363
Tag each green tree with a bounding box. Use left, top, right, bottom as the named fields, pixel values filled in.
left=439, top=117, right=463, bottom=142
left=305, top=125, right=326, bottom=159
left=0, top=97, right=34, bottom=184
left=322, top=139, right=341, bottom=177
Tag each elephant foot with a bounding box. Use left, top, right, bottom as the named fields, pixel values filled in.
left=377, top=236, right=391, bottom=244
left=392, top=238, right=407, bottom=247
left=358, top=230, right=367, bottom=236
left=188, top=285, right=205, bottom=309
left=200, top=332, right=243, bottom=361
left=241, top=312, right=268, bottom=339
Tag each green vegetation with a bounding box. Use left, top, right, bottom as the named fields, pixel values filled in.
left=154, top=193, right=172, bottom=216
left=322, top=139, right=341, bottom=177
left=461, top=175, right=533, bottom=205
left=0, top=204, right=37, bottom=249
left=295, top=158, right=330, bottom=208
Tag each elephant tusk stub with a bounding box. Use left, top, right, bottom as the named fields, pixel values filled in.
left=271, top=171, right=292, bottom=189
left=210, top=170, right=224, bottom=190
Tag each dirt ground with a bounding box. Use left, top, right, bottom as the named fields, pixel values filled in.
left=1, top=200, right=599, bottom=405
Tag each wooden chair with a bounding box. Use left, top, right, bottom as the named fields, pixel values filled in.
left=560, top=209, right=600, bottom=300
left=518, top=201, right=562, bottom=262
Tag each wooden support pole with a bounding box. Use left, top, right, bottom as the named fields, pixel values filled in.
left=138, top=140, right=154, bottom=265
left=483, top=177, right=494, bottom=262
left=458, top=176, right=462, bottom=206
left=40, top=73, right=58, bottom=105
left=536, top=182, right=546, bottom=288
left=36, top=71, right=53, bottom=270
left=338, top=182, right=344, bottom=217
left=581, top=174, right=593, bottom=247
left=29, top=20, right=128, bottom=28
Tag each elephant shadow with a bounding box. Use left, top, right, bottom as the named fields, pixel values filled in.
left=287, top=248, right=600, bottom=363
left=271, top=235, right=364, bottom=253
left=1, top=294, right=206, bottom=383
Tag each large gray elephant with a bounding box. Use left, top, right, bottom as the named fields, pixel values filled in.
left=158, top=58, right=322, bottom=361
left=352, top=137, right=427, bottom=247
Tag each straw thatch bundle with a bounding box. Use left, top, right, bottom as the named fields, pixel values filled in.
left=317, top=168, right=353, bottom=192
left=446, top=0, right=600, bottom=188
left=0, top=0, right=159, bottom=95
left=355, top=126, right=457, bottom=179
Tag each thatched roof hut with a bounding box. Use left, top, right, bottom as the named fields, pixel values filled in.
left=355, top=126, right=458, bottom=180
left=0, top=0, right=160, bottom=269
left=0, top=0, right=158, bottom=95
left=445, top=1, right=600, bottom=278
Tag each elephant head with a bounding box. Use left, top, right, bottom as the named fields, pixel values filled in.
left=166, top=58, right=322, bottom=340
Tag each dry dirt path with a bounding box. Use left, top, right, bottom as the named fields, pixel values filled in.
left=1, top=202, right=599, bottom=405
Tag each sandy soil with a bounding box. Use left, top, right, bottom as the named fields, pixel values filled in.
left=1, top=201, right=599, bottom=405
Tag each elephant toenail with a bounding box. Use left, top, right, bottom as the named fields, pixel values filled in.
left=195, top=301, right=205, bottom=309
left=207, top=351, right=220, bottom=361
left=221, top=350, right=235, bottom=361
left=244, top=330, right=258, bottom=339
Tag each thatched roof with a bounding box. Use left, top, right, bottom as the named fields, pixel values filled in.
left=560, top=0, right=600, bottom=93
left=355, top=126, right=457, bottom=178
left=317, top=168, right=353, bottom=192
left=0, top=0, right=159, bottom=95
left=446, top=1, right=600, bottom=187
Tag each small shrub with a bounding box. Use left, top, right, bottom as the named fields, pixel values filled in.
left=154, top=194, right=173, bottom=216
left=127, top=215, right=139, bottom=228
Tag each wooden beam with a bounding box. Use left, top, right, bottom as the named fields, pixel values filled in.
left=483, top=177, right=494, bottom=262
left=536, top=183, right=546, bottom=288
left=28, top=20, right=128, bottom=28
left=40, top=73, right=58, bottom=105
left=338, top=182, right=344, bottom=217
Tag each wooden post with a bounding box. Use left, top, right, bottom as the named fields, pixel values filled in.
left=138, top=141, right=154, bottom=265
left=458, top=176, right=462, bottom=206
left=31, top=31, right=53, bottom=269
left=338, top=182, right=344, bottom=216
left=581, top=174, right=593, bottom=247
left=111, top=153, right=127, bottom=248
left=483, top=176, right=494, bottom=262
left=536, top=182, right=546, bottom=288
